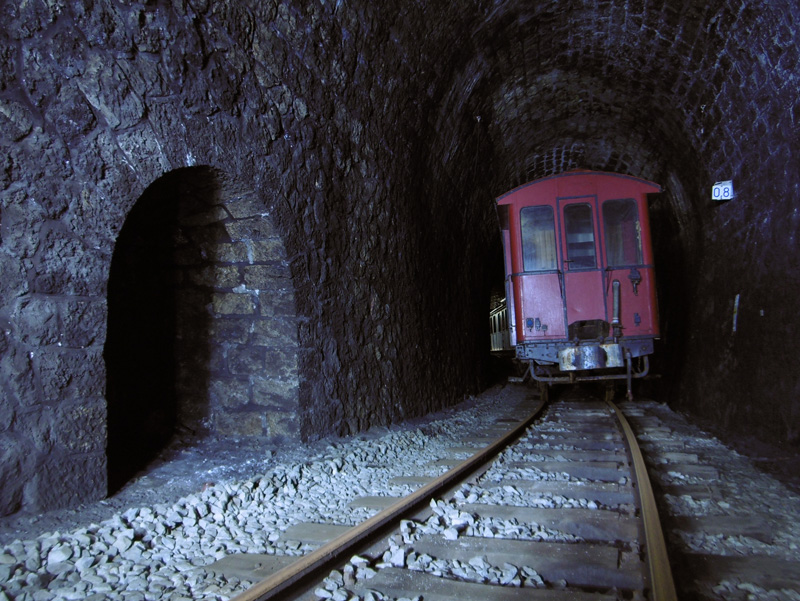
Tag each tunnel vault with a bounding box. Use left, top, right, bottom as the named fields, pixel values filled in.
left=105, top=167, right=299, bottom=492
left=1, top=0, right=798, bottom=518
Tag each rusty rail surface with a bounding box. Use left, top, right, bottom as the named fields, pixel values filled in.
left=608, top=400, right=678, bottom=601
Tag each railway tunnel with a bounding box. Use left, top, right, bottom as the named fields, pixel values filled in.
left=0, top=0, right=797, bottom=520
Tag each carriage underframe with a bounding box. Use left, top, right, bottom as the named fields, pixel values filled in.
left=518, top=338, right=653, bottom=400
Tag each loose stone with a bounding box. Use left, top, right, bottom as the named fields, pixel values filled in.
left=46, top=544, right=73, bottom=565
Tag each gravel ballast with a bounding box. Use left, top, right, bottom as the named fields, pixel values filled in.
left=1, top=386, right=799, bottom=601
left=0, top=388, right=523, bottom=601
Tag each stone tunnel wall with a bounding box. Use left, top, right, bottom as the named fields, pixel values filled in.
left=0, top=0, right=497, bottom=516
left=459, top=1, right=800, bottom=447
left=1, top=0, right=799, bottom=518
left=663, top=5, right=800, bottom=446
left=173, top=185, right=298, bottom=439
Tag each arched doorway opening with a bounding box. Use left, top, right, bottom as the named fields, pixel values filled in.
left=105, top=168, right=216, bottom=492
left=105, top=167, right=300, bottom=494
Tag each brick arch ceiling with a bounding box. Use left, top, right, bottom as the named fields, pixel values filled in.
left=429, top=0, right=794, bottom=199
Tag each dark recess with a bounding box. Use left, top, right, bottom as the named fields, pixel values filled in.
left=105, top=168, right=217, bottom=493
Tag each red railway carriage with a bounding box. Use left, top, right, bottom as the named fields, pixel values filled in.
left=496, top=170, right=660, bottom=398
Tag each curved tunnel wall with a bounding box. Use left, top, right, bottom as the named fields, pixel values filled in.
left=444, top=0, right=799, bottom=442
left=0, top=0, right=798, bottom=516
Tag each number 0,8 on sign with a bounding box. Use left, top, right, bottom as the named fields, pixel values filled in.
left=712, top=180, right=734, bottom=201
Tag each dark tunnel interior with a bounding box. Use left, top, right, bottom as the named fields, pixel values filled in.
left=105, top=167, right=228, bottom=493
left=105, top=172, right=183, bottom=493
left=0, top=0, right=798, bottom=516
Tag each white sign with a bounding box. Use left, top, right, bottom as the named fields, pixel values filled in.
left=712, top=180, right=734, bottom=201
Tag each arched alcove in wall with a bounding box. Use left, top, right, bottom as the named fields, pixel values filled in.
left=105, top=167, right=300, bottom=493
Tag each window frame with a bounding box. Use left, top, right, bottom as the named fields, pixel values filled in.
left=562, top=202, right=598, bottom=270
left=519, top=205, right=559, bottom=273
left=602, top=197, right=643, bottom=268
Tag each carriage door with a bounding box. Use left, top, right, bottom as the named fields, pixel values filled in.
left=558, top=198, right=606, bottom=325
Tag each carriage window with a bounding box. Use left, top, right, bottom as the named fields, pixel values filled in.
left=603, top=199, right=643, bottom=267
left=563, top=204, right=596, bottom=268
left=520, top=206, right=557, bottom=271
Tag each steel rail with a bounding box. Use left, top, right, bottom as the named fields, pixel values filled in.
left=232, top=398, right=548, bottom=601
left=607, top=400, right=677, bottom=601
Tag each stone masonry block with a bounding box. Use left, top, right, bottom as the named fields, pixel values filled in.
left=0, top=251, right=29, bottom=300
left=252, top=315, right=298, bottom=344
left=251, top=238, right=287, bottom=261
left=0, top=388, right=13, bottom=433
left=267, top=411, right=298, bottom=438
left=52, top=398, right=107, bottom=454
left=252, top=376, right=299, bottom=406
left=13, top=296, right=60, bottom=346
left=0, top=436, right=33, bottom=516
left=37, top=349, right=105, bottom=402
left=0, top=97, right=34, bottom=142
left=259, top=287, right=296, bottom=317
left=215, top=242, right=250, bottom=263
left=48, top=87, right=97, bottom=142
left=225, top=197, right=268, bottom=219
left=264, top=348, right=298, bottom=380
left=76, top=57, right=145, bottom=130
left=28, top=452, right=106, bottom=512
left=209, top=378, right=251, bottom=409
left=214, top=410, right=264, bottom=437
left=60, top=299, right=107, bottom=348
left=0, top=346, right=36, bottom=407
left=243, top=264, right=290, bottom=289
left=188, top=265, right=241, bottom=288
left=212, top=292, right=256, bottom=315
left=34, top=231, right=108, bottom=296
left=225, top=217, right=278, bottom=241
left=115, top=126, right=171, bottom=185
left=179, top=205, right=230, bottom=228
left=228, top=345, right=267, bottom=375
left=184, top=222, right=231, bottom=248
left=209, top=317, right=252, bottom=345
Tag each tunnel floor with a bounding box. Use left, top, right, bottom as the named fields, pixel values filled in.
left=0, top=385, right=798, bottom=548
left=0, top=428, right=315, bottom=546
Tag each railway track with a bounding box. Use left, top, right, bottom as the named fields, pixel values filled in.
left=223, top=386, right=676, bottom=601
